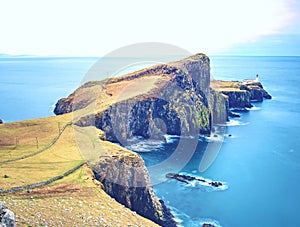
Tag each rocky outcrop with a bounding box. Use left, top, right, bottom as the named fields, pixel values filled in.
left=211, top=79, right=271, bottom=111
left=0, top=202, right=16, bottom=227
left=240, top=80, right=272, bottom=101
left=222, top=90, right=252, bottom=109
left=92, top=143, right=176, bottom=227
left=166, top=173, right=223, bottom=188
left=0, top=119, right=3, bottom=124
left=202, top=224, right=217, bottom=227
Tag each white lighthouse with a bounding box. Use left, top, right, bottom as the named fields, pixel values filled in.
left=255, top=74, right=259, bottom=82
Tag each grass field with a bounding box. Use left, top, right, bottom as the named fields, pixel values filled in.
left=0, top=114, right=159, bottom=226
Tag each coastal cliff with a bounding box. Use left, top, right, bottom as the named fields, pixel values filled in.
left=211, top=79, right=271, bottom=110
left=53, top=53, right=271, bottom=226
left=92, top=141, right=176, bottom=227
left=69, top=54, right=213, bottom=142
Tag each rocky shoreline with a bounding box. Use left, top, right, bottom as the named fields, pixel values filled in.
left=53, top=53, right=271, bottom=226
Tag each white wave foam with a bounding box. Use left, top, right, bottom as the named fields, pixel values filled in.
left=164, top=134, right=180, bottom=144
left=125, top=138, right=164, bottom=153
left=204, top=134, right=224, bottom=142
left=246, top=106, right=261, bottom=111
left=178, top=172, right=228, bottom=191
left=199, top=218, right=223, bottom=227
left=170, top=205, right=223, bottom=227
left=187, top=180, right=228, bottom=191
left=173, top=217, right=183, bottom=224
left=226, top=119, right=249, bottom=126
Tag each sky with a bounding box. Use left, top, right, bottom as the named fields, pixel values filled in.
left=0, top=0, right=299, bottom=56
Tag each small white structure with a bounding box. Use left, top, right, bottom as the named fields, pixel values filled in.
left=255, top=74, right=259, bottom=82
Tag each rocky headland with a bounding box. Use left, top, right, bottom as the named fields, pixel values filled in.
left=211, top=79, right=271, bottom=110
left=53, top=53, right=271, bottom=226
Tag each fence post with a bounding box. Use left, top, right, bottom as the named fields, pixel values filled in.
left=15, top=136, right=19, bottom=147
left=36, top=137, right=39, bottom=149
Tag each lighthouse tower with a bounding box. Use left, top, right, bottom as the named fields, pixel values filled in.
left=255, top=74, right=259, bottom=82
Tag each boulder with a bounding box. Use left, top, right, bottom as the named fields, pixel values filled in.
left=0, top=202, right=16, bottom=227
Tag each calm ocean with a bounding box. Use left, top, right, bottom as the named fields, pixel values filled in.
left=1, top=56, right=299, bottom=227
left=0, top=57, right=97, bottom=122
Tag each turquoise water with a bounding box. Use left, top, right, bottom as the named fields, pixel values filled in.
left=1, top=56, right=299, bottom=226
left=148, top=56, right=300, bottom=226
left=0, top=57, right=97, bottom=122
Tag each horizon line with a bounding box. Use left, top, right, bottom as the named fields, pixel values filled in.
left=1, top=53, right=300, bottom=58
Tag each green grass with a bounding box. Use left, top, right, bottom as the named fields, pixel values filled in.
left=0, top=114, right=159, bottom=226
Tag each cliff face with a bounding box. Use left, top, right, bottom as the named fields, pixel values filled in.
left=240, top=80, right=272, bottom=101
left=53, top=54, right=271, bottom=226
left=222, top=90, right=252, bottom=108
left=92, top=142, right=176, bottom=227
left=209, top=89, right=228, bottom=123
left=73, top=54, right=213, bottom=144
left=211, top=80, right=271, bottom=110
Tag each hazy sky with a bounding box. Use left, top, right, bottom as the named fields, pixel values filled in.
left=0, top=0, right=299, bottom=56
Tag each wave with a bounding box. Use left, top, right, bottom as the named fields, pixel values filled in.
left=202, top=134, right=224, bottom=143
left=168, top=194, right=223, bottom=227
left=246, top=105, right=261, bottom=111
left=187, top=179, right=228, bottom=192
left=171, top=207, right=222, bottom=227
left=125, top=137, right=164, bottom=153
left=164, top=134, right=180, bottom=143
left=226, top=119, right=249, bottom=126
left=168, top=206, right=189, bottom=227
left=199, top=218, right=223, bottom=227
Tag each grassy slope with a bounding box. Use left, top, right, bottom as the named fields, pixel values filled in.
left=0, top=114, right=159, bottom=227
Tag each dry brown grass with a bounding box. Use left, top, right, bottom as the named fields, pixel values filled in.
left=211, top=80, right=243, bottom=92
left=1, top=165, right=159, bottom=227
left=0, top=115, right=159, bottom=227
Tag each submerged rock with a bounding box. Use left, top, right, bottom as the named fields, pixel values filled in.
left=203, top=223, right=217, bottom=227
left=166, top=173, right=222, bottom=188
left=0, top=202, right=16, bottom=227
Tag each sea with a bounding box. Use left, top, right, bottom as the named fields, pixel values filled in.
left=1, top=55, right=299, bottom=227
